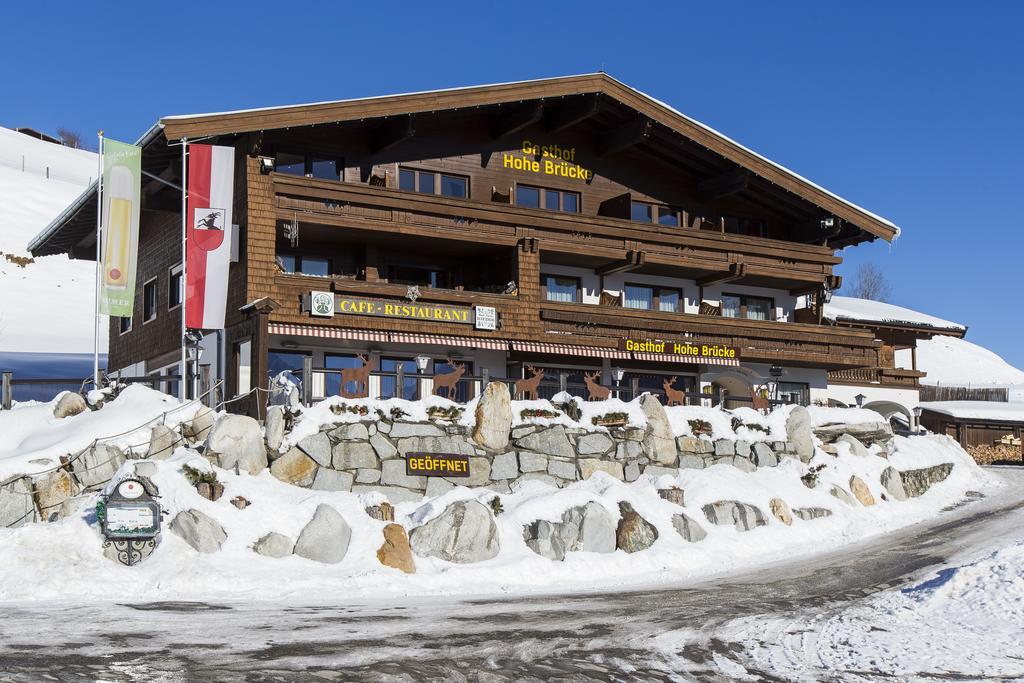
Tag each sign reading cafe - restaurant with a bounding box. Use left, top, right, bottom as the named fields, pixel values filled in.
left=309, top=292, right=497, bottom=330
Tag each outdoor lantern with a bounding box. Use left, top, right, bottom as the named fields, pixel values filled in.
left=855, top=393, right=867, bottom=408
left=913, top=405, right=924, bottom=434
left=611, top=367, right=625, bottom=382
left=822, top=288, right=834, bottom=303
left=769, top=364, right=783, bottom=379
left=415, top=355, right=430, bottom=372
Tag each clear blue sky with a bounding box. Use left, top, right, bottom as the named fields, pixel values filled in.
left=3, top=2, right=1022, bottom=366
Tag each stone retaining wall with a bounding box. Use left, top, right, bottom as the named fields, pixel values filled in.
left=271, top=391, right=803, bottom=502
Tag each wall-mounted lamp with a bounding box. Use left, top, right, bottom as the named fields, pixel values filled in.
left=855, top=393, right=867, bottom=408
left=259, top=156, right=274, bottom=174
left=611, top=367, right=625, bottom=383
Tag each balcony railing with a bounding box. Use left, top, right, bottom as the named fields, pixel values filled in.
left=828, top=367, right=925, bottom=387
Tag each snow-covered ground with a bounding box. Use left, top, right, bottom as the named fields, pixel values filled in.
left=0, top=127, right=101, bottom=353
left=710, top=510, right=1024, bottom=679
left=913, top=334, right=1024, bottom=394
left=0, top=387, right=1002, bottom=604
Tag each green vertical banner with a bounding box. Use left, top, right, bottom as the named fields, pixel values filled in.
left=98, top=138, right=142, bottom=317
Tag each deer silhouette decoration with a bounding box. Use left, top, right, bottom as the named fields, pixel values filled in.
left=432, top=358, right=466, bottom=401
left=339, top=354, right=373, bottom=398
left=583, top=370, right=611, bottom=401
left=514, top=365, right=545, bottom=400
left=663, top=376, right=686, bottom=407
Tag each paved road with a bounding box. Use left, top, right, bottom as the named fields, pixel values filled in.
left=2, top=469, right=1023, bottom=682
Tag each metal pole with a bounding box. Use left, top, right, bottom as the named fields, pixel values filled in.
left=1, top=372, right=12, bottom=410
left=179, top=138, right=188, bottom=402
left=93, top=132, right=104, bottom=390
left=302, top=356, right=313, bottom=406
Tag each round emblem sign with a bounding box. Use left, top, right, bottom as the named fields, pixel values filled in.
left=117, top=480, right=144, bottom=499
left=311, top=292, right=334, bottom=317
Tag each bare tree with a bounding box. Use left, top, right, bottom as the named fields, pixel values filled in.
left=848, top=263, right=893, bottom=302
left=56, top=128, right=90, bottom=150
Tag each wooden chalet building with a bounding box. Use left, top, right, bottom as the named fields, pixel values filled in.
left=30, top=74, right=902, bottom=413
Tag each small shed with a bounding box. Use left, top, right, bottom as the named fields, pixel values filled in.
left=919, top=401, right=1024, bottom=460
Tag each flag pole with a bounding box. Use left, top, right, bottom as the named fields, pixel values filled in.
left=180, top=137, right=188, bottom=402
left=93, top=131, right=104, bottom=391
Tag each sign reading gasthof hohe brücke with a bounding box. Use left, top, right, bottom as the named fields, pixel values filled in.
left=619, top=338, right=740, bottom=359
left=405, top=452, right=471, bottom=478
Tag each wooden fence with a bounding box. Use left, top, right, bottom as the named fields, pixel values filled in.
left=919, top=385, right=1009, bottom=402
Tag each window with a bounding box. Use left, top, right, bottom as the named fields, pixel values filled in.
left=168, top=265, right=183, bottom=310
left=542, top=274, right=580, bottom=303
left=623, top=284, right=682, bottom=312
left=380, top=357, right=419, bottom=400
left=516, top=184, right=580, bottom=212
left=143, top=278, right=158, bottom=323
left=325, top=353, right=365, bottom=397
left=432, top=358, right=474, bottom=402
left=277, top=254, right=330, bottom=277
left=399, top=168, right=468, bottom=198
left=631, top=201, right=680, bottom=226
left=235, top=340, right=251, bottom=396
left=268, top=350, right=308, bottom=381
left=721, top=293, right=774, bottom=321
left=275, top=152, right=342, bottom=180
left=119, top=316, right=132, bottom=334
left=777, top=382, right=809, bottom=406
left=621, top=372, right=696, bottom=403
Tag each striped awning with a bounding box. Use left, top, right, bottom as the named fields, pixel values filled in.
left=632, top=352, right=740, bottom=367
left=511, top=341, right=631, bottom=359
left=268, top=323, right=507, bottom=350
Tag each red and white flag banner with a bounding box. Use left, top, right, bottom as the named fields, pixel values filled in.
left=185, top=144, right=234, bottom=330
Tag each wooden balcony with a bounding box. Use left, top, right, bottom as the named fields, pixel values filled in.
left=827, top=367, right=925, bottom=388
left=271, top=174, right=839, bottom=290
left=538, top=301, right=880, bottom=369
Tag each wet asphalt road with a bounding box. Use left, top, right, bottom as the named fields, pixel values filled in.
left=1, top=470, right=1022, bottom=682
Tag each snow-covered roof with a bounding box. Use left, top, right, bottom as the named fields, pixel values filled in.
left=915, top=335, right=1024, bottom=388
left=824, top=296, right=965, bottom=333
left=919, top=401, right=1024, bottom=423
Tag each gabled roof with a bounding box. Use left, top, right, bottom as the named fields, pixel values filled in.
left=159, top=73, right=899, bottom=242
left=824, top=295, right=966, bottom=335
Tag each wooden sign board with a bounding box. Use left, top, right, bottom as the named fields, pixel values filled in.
left=619, top=338, right=740, bottom=360
left=405, top=452, right=471, bottom=478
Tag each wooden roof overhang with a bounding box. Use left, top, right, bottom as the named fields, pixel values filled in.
left=827, top=318, right=967, bottom=345
left=31, top=73, right=899, bottom=258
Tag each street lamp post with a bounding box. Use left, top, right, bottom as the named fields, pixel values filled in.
left=855, top=393, right=867, bottom=409
left=768, top=364, right=783, bottom=402
left=611, top=367, right=625, bottom=400
left=912, top=405, right=924, bottom=435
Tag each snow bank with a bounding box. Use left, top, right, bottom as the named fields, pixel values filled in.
left=0, top=424, right=1000, bottom=602
left=0, top=385, right=205, bottom=479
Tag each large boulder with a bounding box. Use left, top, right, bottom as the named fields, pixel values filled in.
left=293, top=504, right=352, bottom=564
left=814, top=421, right=894, bottom=446
left=769, top=498, right=793, bottom=525
left=472, top=382, right=512, bottom=450
left=880, top=466, right=908, bottom=501
left=269, top=447, right=318, bottom=487
left=524, top=519, right=565, bottom=561
left=206, top=415, right=267, bottom=475
left=264, top=406, right=286, bottom=453
left=836, top=433, right=869, bottom=458
left=830, top=485, right=858, bottom=506
left=146, top=424, right=178, bottom=460
left=785, top=406, right=815, bottom=463
left=298, top=432, right=333, bottom=468
left=409, top=500, right=499, bottom=563
left=616, top=501, right=658, bottom=553
left=702, top=500, right=767, bottom=531
left=183, top=405, right=215, bottom=443
left=53, top=392, right=87, bottom=419
left=849, top=475, right=876, bottom=506
left=73, top=443, right=126, bottom=490
left=33, top=469, right=79, bottom=521
left=672, top=513, right=707, bottom=542
left=0, top=475, right=37, bottom=528
left=253, top=531, right=294, bottom=558
left=170, top=509, right=227, bottom=553
left=377, top=523, right=416, bottom=573
left=559, top=502, right=616, bottom=554
left=640, top=395, right=676, bottom=465
left=514, top=426, right=574, bottom=458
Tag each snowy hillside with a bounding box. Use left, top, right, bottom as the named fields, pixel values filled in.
left=0, top=127, right=102, bottom=353
left=911, top=335, right=1024, bottom=394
